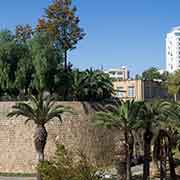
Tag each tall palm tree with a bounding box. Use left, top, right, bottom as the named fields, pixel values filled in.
left=7, top=93, right=71, bottom=169
left=153, top=128, right=177, bottom=180
left=136, top=100, right=173, bottom=180
left=94, top=100, right=143, bottom=180
left=161, top=101, right=180, bottom=180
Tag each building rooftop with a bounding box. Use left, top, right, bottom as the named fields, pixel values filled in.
left=172, top=26, right=180, bottom=31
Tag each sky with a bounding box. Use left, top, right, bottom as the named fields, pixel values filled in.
left=0, top=1, right=180, bottom=76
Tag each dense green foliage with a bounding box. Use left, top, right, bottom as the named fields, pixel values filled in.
left=142, top=67, right=161, bottom=80
left=141, top=67, right=169, bottom=81
left=0, top=1, right=115, bottom=101
left=0, top=28, right=113, bottom=101
left=0, top=29, right=62, bottom=99
left=167, top=70, right=180, bottom=101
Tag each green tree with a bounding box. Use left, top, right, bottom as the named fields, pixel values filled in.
left=0, top=29, right=14, bottom=42
left=7, top=93, right=71, bottom=179
left=54, top=69, right=114, bottom=101
left=28, top=32, right=63, bottom=92
left=153, top=128, right=177, bottom=180
left=14, top=40, right=33, bottom=96
left=142, top=67, right=161, bottom=81
left=0, top=30, right=19, bottom=95
left=71, top=69, right=86, bottom=100
left=95, top=100, right=143, bottom=180
left=136, top=101, right=173, bottom=180
left=15, top=24, right=33, bottom=43
left=36, top=0, right=85, bottom=70
left=0, top=29, right=34, bottom=98
left=135, top=74, right=142, bottom=80
left=54, top=67, right=74, bottom=100
left=167, top=70, right=180, bottom=101
left=160, top=71, right=169, bottom=82
left=82, top=69, right=114, bottom=101
left=14, top=47, right=33, bottom=96
left=160, top=101, right=180, bottom=179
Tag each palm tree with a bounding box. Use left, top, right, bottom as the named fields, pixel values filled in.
left=71, top=69, right=113, bottom=101
left=153, top=128, right=177, bottom=180
left=94, top=100, right=143, bottom=180
left=136, top=100, right=174, bottom=180
left=71, top=70, right=87, bottom=100
left=160, top=101, right=180, bottom=180
left=83, top=69, right=113, bottom=101
left=7, top=93, right=71, bottom=179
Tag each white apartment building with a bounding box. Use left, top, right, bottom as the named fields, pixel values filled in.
left=104, top=66, right=129, bottom=80
left=166, top=26, right=180, bottom=73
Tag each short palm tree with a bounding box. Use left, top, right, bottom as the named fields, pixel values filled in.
left=71, top=70, right=87, bottom=100
left=83, top=69, right=114, bottom=101
left=7, top=93, right=71, bottom=163
left=94, top=100, right=143, bottom=180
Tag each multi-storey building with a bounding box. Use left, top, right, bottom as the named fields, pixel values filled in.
left=104, top=66, right=129, bottom=80
left=166, top=26, right=180, bottom=73
left=113, top=80, right=168, bottom=101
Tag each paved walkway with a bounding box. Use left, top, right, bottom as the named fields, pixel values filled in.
left=0, top=177, right=35, bottom=180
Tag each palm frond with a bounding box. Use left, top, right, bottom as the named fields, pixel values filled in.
left=7, top=93, right=72, bottom=125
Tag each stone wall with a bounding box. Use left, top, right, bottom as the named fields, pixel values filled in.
left=0, top=102, right=119, bottom=173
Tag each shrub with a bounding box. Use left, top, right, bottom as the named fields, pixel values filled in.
left=38, top=144, right=101, bottom=180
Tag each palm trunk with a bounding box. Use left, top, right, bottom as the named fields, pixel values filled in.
left=166, top=134, right=177, bottom=180
left=160, top=159, right=164, bottom=180
left=151, top=159, right=159, bottom=177
left=126, top=148, right=131, bottom=180
left=174, top=94, right=177, bottom=102
left=168, top=150, right=176, bottom=180
left=64, top=49, right=68, bottom=71
left=152, top=134, right=160, bottom=177
left=143, top=128, right=153, bottom=180
left=34, top=124, right=48, bottom=180
left=125, top=130, right=131, bottom=180
left=160, top=145, right=166, bottom=180
left=114, top=135, right=127, bottom=180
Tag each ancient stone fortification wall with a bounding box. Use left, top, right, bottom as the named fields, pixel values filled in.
left=0, top=102, right=119, bottom=173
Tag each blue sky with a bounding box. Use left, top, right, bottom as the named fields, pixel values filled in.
left=0, top=0, right=180, bottom=76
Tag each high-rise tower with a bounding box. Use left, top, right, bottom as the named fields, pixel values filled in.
left=166, top=26, right=180, bottom=73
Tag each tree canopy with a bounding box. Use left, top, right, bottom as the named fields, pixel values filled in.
left=142, top=67, right=161, bottom=81
left=36, top=0, right=86, bottom=70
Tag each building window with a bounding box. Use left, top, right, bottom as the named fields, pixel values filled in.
left=145, top=87, right=151, bottom=98
left=109, top=71, right=116, bottom=75
left=175, top=32, right=180, bottom=36
left=117, top=72, right=123, bottom=75
left=116, top=87, right=124, bottom=97
left=128, top=86, right=135, bottom=97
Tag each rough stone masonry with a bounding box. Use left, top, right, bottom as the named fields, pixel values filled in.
left=0, top=101, right=118, bottom=173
